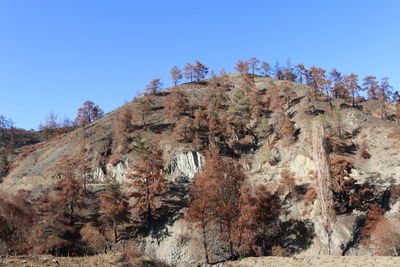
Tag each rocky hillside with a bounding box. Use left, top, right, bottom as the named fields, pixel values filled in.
left=1, top=73, right=400, bottom=265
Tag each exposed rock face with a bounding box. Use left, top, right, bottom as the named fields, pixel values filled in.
left=93, top=159, right=131, bottom=183
left=165, top=151, right=204, bottom=181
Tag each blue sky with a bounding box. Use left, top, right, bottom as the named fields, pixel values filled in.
left=0, top=0, right=399, bottom=129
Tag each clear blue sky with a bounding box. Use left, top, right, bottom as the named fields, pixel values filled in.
left=0, top=0, right=399, bottom=129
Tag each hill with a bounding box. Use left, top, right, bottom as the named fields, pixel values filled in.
left=0, top=73, right=399, bottom=265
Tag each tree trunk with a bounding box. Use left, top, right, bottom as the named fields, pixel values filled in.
left=201, top=220, right=210, bottom=264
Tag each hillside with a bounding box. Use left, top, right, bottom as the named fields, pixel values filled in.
left=1, top=73, right=400, bottom=265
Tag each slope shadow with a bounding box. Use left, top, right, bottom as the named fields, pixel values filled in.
left=149, top=177, right=190, bottom=242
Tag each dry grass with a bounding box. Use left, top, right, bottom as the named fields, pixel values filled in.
left=0, top=252, right=169, bottom=267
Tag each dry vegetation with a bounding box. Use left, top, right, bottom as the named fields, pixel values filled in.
left=1, top=58, right=400, bottom=264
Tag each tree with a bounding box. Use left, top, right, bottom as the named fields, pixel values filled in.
left=0, top=190, right=35, bottom=254
left=173, top=116, right=194, bottom=142
left=235, top=60, right=249, bottom=74
left=369, top=217, right=400, bottom=255
left=183, top=63, right=195, bottom=82
left=342, top=73, right=361, bottom=107
left=111, top=107, right=132, bottom=164
left=329, top=69, right=346, bottom=99
left=363, top=76, right=380, bottom=100
left=295, top=64, right=307, bottom=84
left=236, top=183, right=281, bottom=256
left=99, top=184, right=129, bottom=244
left=127, top=143, right=167, bottom=230
left=308, top=66, right=331, bottom=99
left=75, top=101, right=104, bottom=126
left=248, top=57, right=260, bottom=75
left=377, top=77, right=393, bottom=118
left=164, top=90, right=189, bottom=121
left=260, top=61, right=271, bottom=77
left=132, top=95, right=153, bottom=129
left=145, top=78, right=163, bottom=95
left=170, top=66, right=183, bottom=86
left=186, top=160, right=214, bottom=263
left=193, top=61, right=209, bottom=81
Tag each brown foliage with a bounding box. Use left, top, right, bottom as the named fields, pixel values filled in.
left=132, top=94, right=153, bottom=129
left=170, top=66, right=182, bottom=86
left=75, top=100, right=104, bottom=127
left=361, top=204, right=385, bottom=240
left=110, top=107, right=132, bottom=164
left=145, top=78, right=163, bottom=94
left=279, top=117, right=296, bottom=144
left=173, top=116, right=194, bottom=142
left=80, top=223, right=107, bottom=254
left=236, top=183, right=281, bottom=256
left=235, top=60, right=249, bottom=74
left=164, top=90, right=189, bottom=121
left=0, top=190, right=34, bottom=254
left=127, top=143, right=167, bottom=229
left=369, top=217, right=400, bottom=255
left=99, top=184, right=129, bottom=244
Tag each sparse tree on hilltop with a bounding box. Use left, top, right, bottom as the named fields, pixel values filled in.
left=170, top=66, right=183, bottom=86
left=235, top=60, right=249, bottom=74
left=363, top=76, right=380, bottom=100
left=248, top=57, right=260, bottom=75
left=343, top=73, right=361, bottom=107
left=183, top=63, right=195, bottom=82
left=75, top=100, right=104, bottom=127
left=193, top=61, right=209, bottom=81
left=145, top=78, right=163, bottom=95
left=260, top=61, right=271, bottom=77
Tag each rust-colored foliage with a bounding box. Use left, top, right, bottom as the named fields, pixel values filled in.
left=0, top=190, right=34, bottom=254
left=248, top=57, right=260, bottom=75
left=193, top=60, right=209, bottom=81
left=110, top=107, right=132, bottom=164
left=75, top=100, right=104, bottom=127
left=145, top=78, right=163, bottom=94
left=235, top=60, right=249, bottom=74
left=80, top=223, right=107, bottom=254
left=127, top=143, right=167, bottom=229
left=369, top=217, right=400, bottom=255
left=361, top=204, right=385, bottom=242
left=236, top=183, right=281, bottom=256
left=99, top=184, right=129, bottom=244
left=363, top=75, right=380, bottom=100
left=132, top=94, right=153, bottom=129
left=164, top=90, right=189, bottom=121
left=173, top=116, right=194, bottom=142
left=170, top=66, right=182, bottom=86
left=330, top=158, right=355, bottom=193
left=279, top=117, right=296, bottom=144
left=186, top=148, right=245, bottom=261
